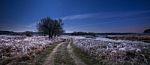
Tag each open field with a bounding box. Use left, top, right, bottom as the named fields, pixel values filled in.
left=71, top=36, right=150, bottom=65
left=0, top=35, right=150, bottom=65
left=0, top=35, right=62, bottom=65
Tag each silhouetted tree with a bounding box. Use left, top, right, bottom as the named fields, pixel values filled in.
left=37, top=17, right=64, bottom=38
left=144, top=29, right=150, bottom=33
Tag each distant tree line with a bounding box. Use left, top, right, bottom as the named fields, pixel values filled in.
left=0, top=31, right=35, bottom=36
left=0, top=31, right=14, bottom=35
left=71, top=32, right=96, bottom=36
left=144, top=29, right=150, bottom=33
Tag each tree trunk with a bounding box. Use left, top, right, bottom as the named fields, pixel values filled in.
left=48, top=31, right=53, bottom=39
left=49, top=35, right=52, bottom=39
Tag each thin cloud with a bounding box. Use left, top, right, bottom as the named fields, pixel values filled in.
left=65, top=14, right=150, bottom=30
left=62, top=10, right=150, bottom=21
left=62, top=13, right=98, bottom=20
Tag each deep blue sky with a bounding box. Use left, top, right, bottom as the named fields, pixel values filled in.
left=0, top=0, right=150, bottom=33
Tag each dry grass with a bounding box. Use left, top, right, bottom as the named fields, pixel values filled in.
left=1, top=43, right=58, bottom=65
left=71, top=43, right=102, bottom=65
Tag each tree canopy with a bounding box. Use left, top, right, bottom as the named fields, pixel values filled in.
left=37, top=17, right=64, bottom=38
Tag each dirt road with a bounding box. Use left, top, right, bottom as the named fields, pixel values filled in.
left=43, top=39, right=86, bottom=65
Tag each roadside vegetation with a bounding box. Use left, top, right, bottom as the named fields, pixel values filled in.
left=5, top=43, right=58, bottom=65
left=72, top=37, right=150, bottom=65
left=71, top=43, right=102, bottom=65
left=28, top=43, right=58, bottom=65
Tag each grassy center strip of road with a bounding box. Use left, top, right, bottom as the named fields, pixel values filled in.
left=67, top=40, right=87, bottom=65
left=54, top=40, right=76, bottom=65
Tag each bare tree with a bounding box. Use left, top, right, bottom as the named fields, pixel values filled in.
left=37, top=17, right=64, bottom=38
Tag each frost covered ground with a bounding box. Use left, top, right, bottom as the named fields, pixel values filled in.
left=0, top=35, right=150, bottom=65
left=72, top=36, right=150, bottom=65
left=0, top=35, right=62, bottom=63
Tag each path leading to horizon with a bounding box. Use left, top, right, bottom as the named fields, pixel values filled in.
left=42, top=39, right=86, bottom=65
left=43, top=42, right=64, bottom=65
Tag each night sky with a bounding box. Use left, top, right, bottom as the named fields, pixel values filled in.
left=0, top=0, right=150, bottom=33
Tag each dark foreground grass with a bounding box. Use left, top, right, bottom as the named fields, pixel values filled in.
left=71, top=43, right=103, bottom=65
left=54, top=42, right=76, bottom=65
left=5, top=43, right=58, bottom=65
left=142, top=48, right=150, bottom=65
left=28, top=44, right=58, bottom=65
